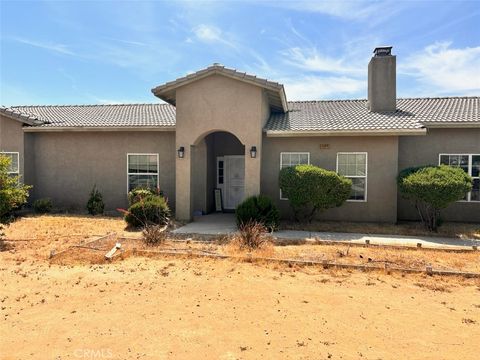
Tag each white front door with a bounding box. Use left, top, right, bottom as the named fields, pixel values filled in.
left=222, top=155, right=245, bottom=210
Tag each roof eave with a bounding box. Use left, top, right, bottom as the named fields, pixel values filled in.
left=0, top=108, right=40, bottom=126
left=23, top=126, right=176, bottom=132
left=422, top=122, right=480, bottom=128
left=265, top=128, right=427, bottom=137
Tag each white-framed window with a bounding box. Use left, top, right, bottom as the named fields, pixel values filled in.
left=0, top=152, right=19, bottom=175
left=336, top=152, right=368, bottom=202
left=217, top=157, right=224, bottom=187
left=279, top=152, right=310, bottom=200
left=127, top=153, right=159, bottom=192
left=439, top=154, right=480, bottom=202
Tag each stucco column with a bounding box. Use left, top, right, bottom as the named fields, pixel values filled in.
left=244, top=142, right=261, bottom=197
left=175, top=144, right=192, bottom=221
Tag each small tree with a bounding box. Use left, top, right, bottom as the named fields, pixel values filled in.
left=0, top=154, right=31, bottom=223
left=398, top=165, right=472, bottom=231
left=279, top=164, right=351, bottom=222
left=86, top=185, right=105, bottom=215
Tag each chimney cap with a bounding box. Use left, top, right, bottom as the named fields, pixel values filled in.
left=373, top=46, right=393, bottom=57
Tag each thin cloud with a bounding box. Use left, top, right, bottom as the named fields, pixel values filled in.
left=193, top=24, right=222, bottom=42
left=281, top=47, right=364, bottom=75
left=400, top=42, right=480, bottom=94
left=282, top=75, right=365, bottom=100
left=192, top=24, right=238, bottom=48
left=266, top=0, right=404, bottom=23
left=105, top=38, right=149, bottom=47
left=10, top=37, right=75, bottom=56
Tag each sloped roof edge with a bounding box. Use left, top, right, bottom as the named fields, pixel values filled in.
left=151, top=64, right=288, bottom=112
left=0, top=106, right=46, bottom=125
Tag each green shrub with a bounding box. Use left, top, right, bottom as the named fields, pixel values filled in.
left=86, top=185, right=105, bottom=215
left=235, top=195, right=280, bottom=231
left=279, top=164, right=351, bottom=222
left=124, top=195, right=170, bottom=228
left=0, top=154, right=31, bottom=223
left=128, top=187, right=163, bottom=206
left=398, top=165, right=472, bottom=231
left=33, top=198, right=53, bottom=214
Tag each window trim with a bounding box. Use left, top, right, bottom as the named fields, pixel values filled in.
left=126, top=153, right=159, bottom=193
left=216, top=156, right=224, bottom=191
left=0, top=151, right=20, bottom=175
left=438, top=153, right=480, bottom=202
left=279, top=152, right=310, bottom=200
left=336, top=152, right=368, bottom=203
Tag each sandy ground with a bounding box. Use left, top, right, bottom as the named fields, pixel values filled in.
left=1, top=215, right=480, bottom=359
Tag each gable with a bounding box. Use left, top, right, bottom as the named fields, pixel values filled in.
left=151, top=64, right=287, bottom=113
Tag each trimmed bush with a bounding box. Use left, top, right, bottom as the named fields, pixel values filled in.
left=86, top=185, right=105, bottom=215
left=124, top=195, right=170, bottom=228
left=398, top=165, right=472, bottom=231
left=235, top=195, right=280, bottom=231
left=33, top=198, right=53, bottom=214
left=0, top=154, right=31, bottom=222
left=279, top=164, right=352, bottom=222
left=128, top=187, right=164, bottom=206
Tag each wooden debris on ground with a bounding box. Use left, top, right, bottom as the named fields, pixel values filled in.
left=105, top=242, right=122, bottom=260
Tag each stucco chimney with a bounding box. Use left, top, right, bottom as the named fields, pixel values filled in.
left=367, top=46, right=396, bottom=112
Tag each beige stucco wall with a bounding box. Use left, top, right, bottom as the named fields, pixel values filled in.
left=28, top=131, right=176, bottom=213
left=261, top=135, right=399, bottom=222
left=0, top=115, right=25, bottom=179
left=398, top=128, right=480, bottom=222
left=174, top=74, right=269, bottom=220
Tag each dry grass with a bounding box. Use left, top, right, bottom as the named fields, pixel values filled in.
left=3, top=214, right=141, bottom=259
left=281, top=220, right=480, bottom=239
left=272, top=243, right=480, bottom=273
left=3, top=215, right=480, bottom=274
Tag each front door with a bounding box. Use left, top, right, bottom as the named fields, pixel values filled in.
left=220, top=155, right=245, bottom=210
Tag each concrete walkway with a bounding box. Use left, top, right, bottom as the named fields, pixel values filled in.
left=173, top=213, right=480, bottom=250
left=173, top=213, right=237, bottom=235
left=273, top=230, right=480, bottom=249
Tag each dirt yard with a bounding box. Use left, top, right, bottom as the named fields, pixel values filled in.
left=1, top=215, right=480, bottom=359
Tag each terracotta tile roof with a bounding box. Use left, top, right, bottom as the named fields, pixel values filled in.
left=1, top=97, right=477, bottom=132
left=2, top=103, right=176, bottom=128
left=264, top=97, right=479, bottom=132
left=0, top=106, right=44, bottom=125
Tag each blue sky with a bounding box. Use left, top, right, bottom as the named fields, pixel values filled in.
left=1, top=0, right=479, bottom=105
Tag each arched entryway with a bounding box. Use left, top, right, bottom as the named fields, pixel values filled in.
left=191, top=131, right=245, bottom=214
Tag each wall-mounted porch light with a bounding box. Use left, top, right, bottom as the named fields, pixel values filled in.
left=250, top=146, right=257, bottom=158
left=177, top=146, right=185, bottom=159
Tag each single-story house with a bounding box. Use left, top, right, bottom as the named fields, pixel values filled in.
left=0, top=47, right=479, bottom=223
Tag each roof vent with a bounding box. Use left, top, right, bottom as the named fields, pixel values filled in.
left=373, top=46, right=392, bottom=57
